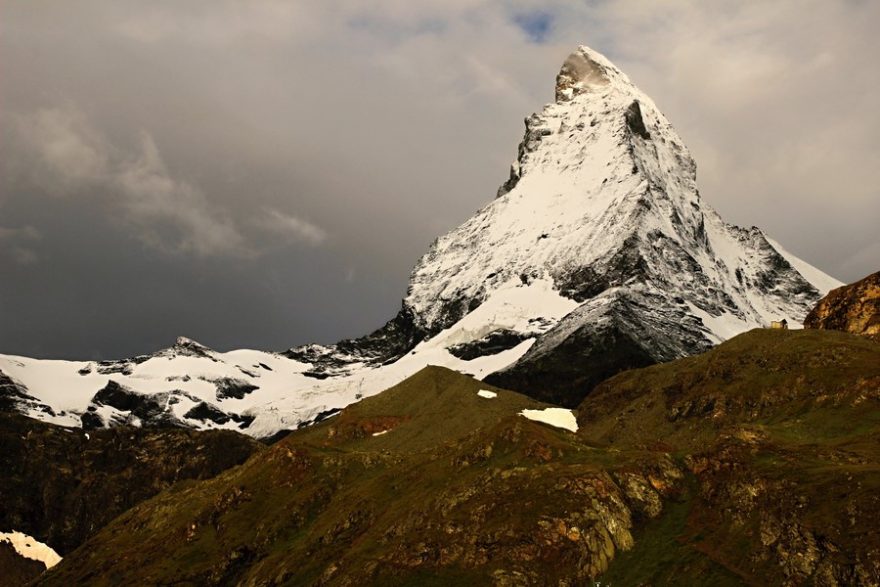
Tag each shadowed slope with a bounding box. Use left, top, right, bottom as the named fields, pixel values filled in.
left=0, top=414, right=263, bottom=558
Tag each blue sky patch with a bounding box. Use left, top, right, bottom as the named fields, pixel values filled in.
left=513, top=11, right=554, bottom=43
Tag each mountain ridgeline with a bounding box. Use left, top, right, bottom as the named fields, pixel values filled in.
left=0, top=46, right=839, bottom=437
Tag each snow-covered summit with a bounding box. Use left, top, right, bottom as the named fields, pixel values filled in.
left=0, top=45, right=841, bottom=435
left=406, top=46, right=836, bottom=346
left=555, top=46, right=628, bottom=102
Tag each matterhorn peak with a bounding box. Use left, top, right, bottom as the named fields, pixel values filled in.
left=0, top=44, right=841, bottom=437
left=555, top=45, right=632, bottom=102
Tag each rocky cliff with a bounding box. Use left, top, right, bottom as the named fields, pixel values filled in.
left=804, top=270, right=880, bottom=339
left=580, top=328, right=880, bottom=585
left=0, top=412, right=262, bottom=570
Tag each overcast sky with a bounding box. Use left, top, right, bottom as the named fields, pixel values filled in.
left=1, top=1, right=878, bottom=359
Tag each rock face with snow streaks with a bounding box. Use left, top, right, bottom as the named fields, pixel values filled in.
left=399, top=46, right=839, bottom=405
left=0, top=46, right=840, bottom=436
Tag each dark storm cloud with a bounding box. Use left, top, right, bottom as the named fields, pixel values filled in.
left=1, top=1, right=877, bottom=359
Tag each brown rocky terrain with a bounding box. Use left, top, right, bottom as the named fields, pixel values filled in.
left=582, top=328, right=880, bottom=585
left=0, top=412, right=263, bottom=583
left=805, top=270, right=880, bottom=339
left=0, top=541, right=46, bottom=587
left=33, top=367, right=692, bottom=586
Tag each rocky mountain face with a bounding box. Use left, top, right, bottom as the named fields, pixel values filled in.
left=805, top=270, right=880, bottom=339
left=35, top=329, right=880, bottom=586
left=0, top=46, right=840, bottom=436
left=0, top=411, right=262, bottom=584
left=401, top=46, right=839, bottom=406
left=0, top=539, right=47, bottom=587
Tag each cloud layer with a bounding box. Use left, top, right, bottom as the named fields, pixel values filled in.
left=1, top=0, right=877, bottom=358
left=13, top=107, right=327, bottom=257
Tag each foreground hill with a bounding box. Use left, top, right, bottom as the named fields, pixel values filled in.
left=0, top=45, right=838, bottom=437
left=581, top=328, right=880, bottom=585
left=37, top=329, right=880, bottom=585
left=36, top=367, right=687, bottom=586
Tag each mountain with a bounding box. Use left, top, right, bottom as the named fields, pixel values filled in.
left=0, top=46, right=840, bottom=437
left=805, top=270, right=880, bottom=338
left=34, top=329, right=880, bottom=586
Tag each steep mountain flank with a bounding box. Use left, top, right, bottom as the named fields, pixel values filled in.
left=0, top=413, right=262, bottom=563
left=805, top=270, right=880, bottom=338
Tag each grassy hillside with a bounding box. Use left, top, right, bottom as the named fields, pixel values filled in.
left=582, top=329, right=880, bottom=585
left=37, top=367, right=686, bottom=586
left=35, top=331, right=880, bottom=586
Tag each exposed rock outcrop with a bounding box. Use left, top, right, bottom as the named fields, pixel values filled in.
left=580, top=329, right=880, bottom=585
left=805, top=270, right=880, bottom=339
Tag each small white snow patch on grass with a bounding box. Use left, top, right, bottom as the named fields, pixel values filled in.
left=520, top=408, right=578, bottom=433
left=0, top=531, right=62, bottom=569
left=372, top=429, right=390, bottom=437
left=477, top=389, right=497, bottom=399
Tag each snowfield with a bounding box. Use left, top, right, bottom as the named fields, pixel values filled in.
left=0, top=531, right=62, bottom=570
left=520, top=408, right=579, bottom=433
left=0, top=278, right=579, bottom=438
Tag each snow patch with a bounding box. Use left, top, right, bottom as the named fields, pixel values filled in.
left=0, top=531, right=62, bottom=569
left=686, top=303, right=753, bottom=344
left=520, top=408, right=579, bottom=433
left=477, top=390, right=497, bottom=399
left=372, top=429, right=389, bottom=437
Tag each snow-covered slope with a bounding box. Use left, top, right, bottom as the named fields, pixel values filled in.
left=0, top=46, right=840, bottom=435
left=0, top=281, right=576, bottom=438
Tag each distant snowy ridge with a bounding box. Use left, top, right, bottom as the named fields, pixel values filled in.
left=0, top=45, right=840, bottom=436
left=0, top=278, right=574, bottom=437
